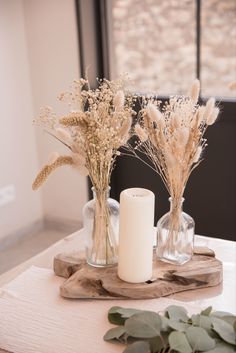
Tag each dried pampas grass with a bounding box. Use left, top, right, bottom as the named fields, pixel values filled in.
left=128, top=79, right=219, bottom=203
left=135, top=124, right=148, bottom=142
left=190, top=79, right=200, bottom=103
left=113, top=90, right=125, bottom=111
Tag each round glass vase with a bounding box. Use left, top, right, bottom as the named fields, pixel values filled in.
left=82, top=187, right=119, bottom=267
left=156, top=198, right=195, bottom=265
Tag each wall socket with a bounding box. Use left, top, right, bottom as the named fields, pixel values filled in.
left=0, top=184, right=15, bottom=206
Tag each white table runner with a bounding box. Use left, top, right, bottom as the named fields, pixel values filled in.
left=0, top=266, right=200, bottom=353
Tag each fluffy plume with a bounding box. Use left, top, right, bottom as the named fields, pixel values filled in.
left=174, top=127, right=189, bottom=147
left=193, top=146, right=202, bottom=163
left=171, top=114, right=182, bottom=128
left=204, top=97, right=215, bottom=121
left=55, top=128, right=72, bottom=145
left=196, top=106, right=205, bottom=126
left=190, top=79, right=200, bottom=103
left=118, top=116, right=132, bottom=142
left=135, top=124, right=148, bottom=142
left=147, top=103, right=164, bottom=126
left=207, top=107, right=220, bottom=125
left=72, top=154, right=88, bottom=176
left=113, top=90, right=125, bottom=111
left=60, top=112, right=87, bottom=127
left=32, top=156, right=74, bottom=190
left=47, top=152, right=60, bottom=164
left=165, top=151, right=176, bottom=168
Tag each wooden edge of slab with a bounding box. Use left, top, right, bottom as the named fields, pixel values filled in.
left=54, top=252, right=85, bottom=278
left=54, top=247, right=222, bottom=300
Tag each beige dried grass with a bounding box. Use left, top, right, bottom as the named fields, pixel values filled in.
left=32, top=77, right=135, bottom=265
left=32, top=156, right=74, bottom=190
left=129, top=79, right=219, bottom=204
left=33, top=78, right=134, bottom=193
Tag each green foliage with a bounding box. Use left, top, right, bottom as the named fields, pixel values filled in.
left=200, top=307, right=212, bottom=317
left=104, top=305, right=236, bottom=353
left=165, top=305, right=189, bottom=322
left=211, top=316, right=236, bottom=345
left=185, top=326, right=215, bottom=351
left=103, top=326, right=126, bottom=341
left=125, top=312, right=162, bottom=338
left=108, top=306, right=144, bottom=325
left=169, top=331, right=192, bottom=353
left=123, top=341, right=150, bottom=353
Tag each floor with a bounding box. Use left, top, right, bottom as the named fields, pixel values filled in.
left=0, top=228, right=72, bottom=275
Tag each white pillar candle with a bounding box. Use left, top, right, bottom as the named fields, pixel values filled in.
left=118, top=188, right=155, bottom=283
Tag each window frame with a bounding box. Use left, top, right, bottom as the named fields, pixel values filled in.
left=75, top=0, right=236, bottom=239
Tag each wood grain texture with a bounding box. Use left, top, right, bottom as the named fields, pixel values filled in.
left=54, top=247, right=223, bottom=300
left=0, top=267, right=201, bottom=353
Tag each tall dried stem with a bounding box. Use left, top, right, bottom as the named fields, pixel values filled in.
left=130, top=80, right=219, bottom=260
left=32, top=77, right=135, bottom=266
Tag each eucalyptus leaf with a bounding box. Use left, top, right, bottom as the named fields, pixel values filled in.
left=108, top=306, right=126, bottom=325
left=212, top=316, right=236, bottom=346
left=108, top=306, right=143, bottom=325
left=125, top=312, right=162, bottom=339
left=123, top=341, right=150, bottom=353
left=118, top=307, right=145, bottom=318
left=165, top=317, right=190, bottom=332
left=219, top=316, right=236, bottom=326
left=211, top=311, right=234, bottom=318
left=161, top=316, right=170, bottom=331
left=205, top=341, right=236, bottom=352
left=186, top=326, right=215, bottom=351
left=168, top=331, right=192, bottom=353
left=201, top=306, right=213, bottom=316
left=103, top=326, right=126, bottom=341
left=148, top=335, right=166, bottom=353
left=190, top=314, right=220, bottom=339
left=191, top=314, right=213, bottom=331
left=165, top=305, right=189, bottom=322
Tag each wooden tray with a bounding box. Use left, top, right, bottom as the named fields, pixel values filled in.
left=53, top=247, right=222, bottom=300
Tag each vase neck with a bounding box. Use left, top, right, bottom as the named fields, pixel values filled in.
left=92, top=187, right=111, bottom=199
left=169, top=197, right=184, bottom=213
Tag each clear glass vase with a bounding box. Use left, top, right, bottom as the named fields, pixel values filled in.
left=82, top=187, right=119, bottom=267
left=156, top=197, right=195, bottom=265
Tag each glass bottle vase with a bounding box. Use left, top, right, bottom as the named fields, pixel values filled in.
left=82, top=187, right=119, bottom=267
left=156, top=197, right=194, bottom=265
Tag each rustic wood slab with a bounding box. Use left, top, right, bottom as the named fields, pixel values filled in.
left=53, top=247, right=222, bottom=300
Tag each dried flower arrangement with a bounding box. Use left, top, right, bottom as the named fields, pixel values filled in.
left=129, top=79, right=220, bottom=263
left=33, top=78, right=135, bottom=266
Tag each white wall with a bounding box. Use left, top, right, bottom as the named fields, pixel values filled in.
left=0, top=0, right=43, bottom=240
left=0, top=0, right=88, bottom=241
left=23, top=0, right=88, bottom=223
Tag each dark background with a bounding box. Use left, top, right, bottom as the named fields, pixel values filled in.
left=76, top=0, right=236, bottom=241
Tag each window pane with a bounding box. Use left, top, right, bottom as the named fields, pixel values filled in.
left=109, top=0, right=196, bottom=95
left=201, top=0, right=236, bottom=98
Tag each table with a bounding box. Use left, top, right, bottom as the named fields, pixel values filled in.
left=0, top=229, right=235, bottom=352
